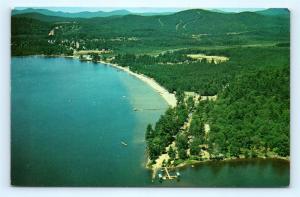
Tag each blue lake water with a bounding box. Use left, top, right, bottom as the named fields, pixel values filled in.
left=11, top=56, right=289, bottom=187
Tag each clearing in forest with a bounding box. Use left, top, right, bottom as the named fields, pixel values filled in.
left=187, top=54, right=229, bottom=64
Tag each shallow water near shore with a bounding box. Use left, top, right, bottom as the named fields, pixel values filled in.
left=11, top=56, right=289, bottom=187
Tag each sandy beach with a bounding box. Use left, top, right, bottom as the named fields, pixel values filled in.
left=99, top=60, right=177, bottom=107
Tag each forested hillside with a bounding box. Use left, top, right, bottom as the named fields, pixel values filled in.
left=143, top=47, right=289, bottom=165
left=12, top=9, right=289, bottom=56
left=207, top=66, right=289, bottom=158
left=113, top=47, right=289, bottom=95
left=11, top=8, right=290, bottom=167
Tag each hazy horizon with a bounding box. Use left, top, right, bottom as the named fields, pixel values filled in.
left=13, top=7, right=266, bottom=14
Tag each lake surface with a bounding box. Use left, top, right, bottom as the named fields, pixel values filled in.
left=11, top=56, right=289, bottom=187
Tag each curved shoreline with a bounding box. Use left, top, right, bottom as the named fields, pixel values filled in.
left=98, top=60, right=177, bottom=107
left=14, top=55, right=290, bottom=181
left=99, top=60, right=290, bottom=176
left=31, top=54, right=177, bottom=107
left=175, top=156, right=290, bottom=168
left=148, top=155, right=290, bottom=179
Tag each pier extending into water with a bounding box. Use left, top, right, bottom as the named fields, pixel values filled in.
left=158, top=167, right=181, bottom=181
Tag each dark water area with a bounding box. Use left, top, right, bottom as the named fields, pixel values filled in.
left=153, top=158, right=289, bottom=187
left=11, top=57, right=289, bottom=187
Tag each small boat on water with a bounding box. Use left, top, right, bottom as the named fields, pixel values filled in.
left=121, top=141, right=128, bottom=146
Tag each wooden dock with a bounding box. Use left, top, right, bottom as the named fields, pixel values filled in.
left=158, top=167, right=180, bottom=181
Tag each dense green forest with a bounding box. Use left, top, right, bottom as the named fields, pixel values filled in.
left=11, top=8, right=290, bottom=166
left=207, top=66, right=289, bottom=158
left=113, top=47, right=289, bottom=95
left=12, top=8, right=289, bottom=56
left=145, top=64, right=289, bottom=165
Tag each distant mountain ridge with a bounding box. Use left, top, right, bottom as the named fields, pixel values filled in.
left=12, top=8, right=291, bottom=19
left=255, top=8, right=290, bottom=17
left=12, top=8, right=174, bottom=18
left=12, top=8, right=131, bottom=18
left=12, top=8, right=289, bottom=37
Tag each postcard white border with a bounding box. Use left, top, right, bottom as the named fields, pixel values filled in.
left=1, top=1, right=299, bottom=197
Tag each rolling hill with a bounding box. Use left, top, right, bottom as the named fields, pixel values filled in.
left=12, top=8, right=289, bottom=35
left=11, top=8, right=290, bottom=56
left=256, top=8, right=290, bottom=17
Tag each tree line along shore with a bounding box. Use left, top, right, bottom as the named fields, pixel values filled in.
left=22, top=44, right=291, bottom=174
left=111, top=47, right=289, bottom=173
left=11, top=9, right=290, bottom=174
left=70, top=47, right=290, bottom=174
